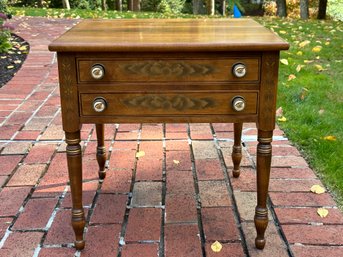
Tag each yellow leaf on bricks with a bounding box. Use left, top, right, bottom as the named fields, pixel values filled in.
left=173, top=160, right=180, bottom=165
left=211, top=241, right=223, bottom=253
left=280, top=59, right=289, bottom=65
left=312, top=46, right=322, bottom=52
left=323, top=135, right=336, bottom=141
left=317, top=208, right=329, bottom=218
left=135, top=151, right=145, bottom=158
left=310, top=184, right=326, bottom=194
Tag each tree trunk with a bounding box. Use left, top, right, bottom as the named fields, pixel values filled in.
left=276, top=0, right=287, bottom=17
left=317, top=0, right=327, bottom=19
left=222, top=0, right=226, bottom=15
left=133, top=0, right=141, bottom=11
left=193, top=0, right=202, bottom=14
left=206, top=0, right=215, bottom=15
left=102, top=0, right=107, bottom=11
left=300, top=0, right=309, bottom=19
left=37, top=0, right=43, bottom=7
left=128, top=0, right=133, bottom=11
left=62, top=0, right=70, bottom=9
left=116, top=0, right=123, bottom=11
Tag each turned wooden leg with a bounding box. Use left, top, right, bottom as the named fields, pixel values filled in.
left=254, top=130, right=272, bottom=249
left=66, top=131, right=85, bottom=250
left=96, top=124, right=106, bottom=179
left=232, top=123, right=243, bottom=178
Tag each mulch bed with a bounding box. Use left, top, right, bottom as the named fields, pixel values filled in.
left=0, top=33, right=29, bottom=88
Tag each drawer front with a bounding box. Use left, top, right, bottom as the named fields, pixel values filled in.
left=77, top=58, right=260, bottom=83
left=80, top=92, right=258, bottom=117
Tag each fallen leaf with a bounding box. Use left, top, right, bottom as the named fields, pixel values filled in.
left=276, top=107, right=283, bottom=117
left=211, top=241, right=222, bottom=253
left=14, top=60, right=22, bottom=64
left=323, top=135, right=336, bottom=141
left=296, top=51, right=303, bottom=56
left=136, top=151, right=145, bottom=158
left=0, top=56, right=7, bottom=59
left=310, top=184, right=326, bottom=194
left=325, top=41, right=330, bottom=46
left=312, top=46, right=322, bottom=52
left=304, top=60, right=314, bottom=64
left=173, top=160, right=180, bottom=165
left=279, top=30, right=287, bottom=34
left=317, top=208, right=329, bottom=218
left=7, top=65, right=14, bottom=69
left=299, top=40, right=310, bottom=47
left=19, top=46, right=27, bottom=51
left=299, top=87, right=309, bottom=100
left=278, top=116, right=287, bottom=122
left=288, top=74, right=296, bottom=81
left=280, top=59, right=289, bottom=65
left=315, top=64, right=324, bottom=71
left=318, top=109, right=325, bottom=115
left=296, top=64, right=305, bottom=72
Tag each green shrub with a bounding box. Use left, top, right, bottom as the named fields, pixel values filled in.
left=142, top=0, right=185, bottom=14
left=328, top=0, right=343, bottom=21
left=0, top=1, right=12, bottom=53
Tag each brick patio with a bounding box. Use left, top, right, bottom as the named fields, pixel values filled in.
left=0, top=17, right=342, bottom=257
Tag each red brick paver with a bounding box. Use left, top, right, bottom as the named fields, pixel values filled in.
left=0, top=16, right=342, bottom=257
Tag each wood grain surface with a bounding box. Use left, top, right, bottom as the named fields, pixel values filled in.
left=49, top=19, right=289, bottom=52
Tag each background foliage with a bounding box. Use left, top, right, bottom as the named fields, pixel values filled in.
left=0, top=0, right=12, bottom=53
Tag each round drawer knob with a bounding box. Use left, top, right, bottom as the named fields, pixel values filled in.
left=91, top=64, right=105, bottom=80
left=232, top=96, right=246, bottom=112
left=93, top=98, right=107, bottom=112
left=232, top=63, right=247, bottom=78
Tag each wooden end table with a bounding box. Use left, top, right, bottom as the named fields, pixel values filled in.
left=49, top=18, right=289, bottom=251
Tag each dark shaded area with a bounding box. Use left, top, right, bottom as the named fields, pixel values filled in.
left=0, top=34, right=29, bottom=88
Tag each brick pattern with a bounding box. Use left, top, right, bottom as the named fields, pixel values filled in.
left=0, top=17, right=341, bottom=257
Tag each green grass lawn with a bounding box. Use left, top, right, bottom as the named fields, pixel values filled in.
left=8, top=7, right=343, bottom=206
left=257, top=17, right=343, bottom=206
left=8, top=7, right=205, bottom=19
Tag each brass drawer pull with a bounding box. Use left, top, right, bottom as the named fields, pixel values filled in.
left=232, top=63, right=247, bottom=78
left=93, top=97, right=107, bottom=112
left=232, top=96, right=246, bottom=112
left=91, top=64, right=105, bottom=80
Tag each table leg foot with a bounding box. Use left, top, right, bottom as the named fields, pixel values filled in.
left=232, top=123, right=243, bottom=178
left=72, top=209, right=86, bottom=250
left=254, top=130, right=272, bottom=250
left=96, top=124, right=106, bottom=179
left=254, top=207, right=268, bottom=249
left=66, top=131, right=86, bottom=250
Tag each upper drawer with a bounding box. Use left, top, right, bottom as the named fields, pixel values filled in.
left=77, top=58, right=260, bottom=83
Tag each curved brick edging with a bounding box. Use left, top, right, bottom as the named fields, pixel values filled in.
left=0, top=17, right=342, bottom=257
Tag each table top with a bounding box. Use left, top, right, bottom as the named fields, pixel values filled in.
left=49, top=19, right=289, bottom=52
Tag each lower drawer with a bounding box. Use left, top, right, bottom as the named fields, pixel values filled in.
left=80, top=92, right=258, bottom=117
